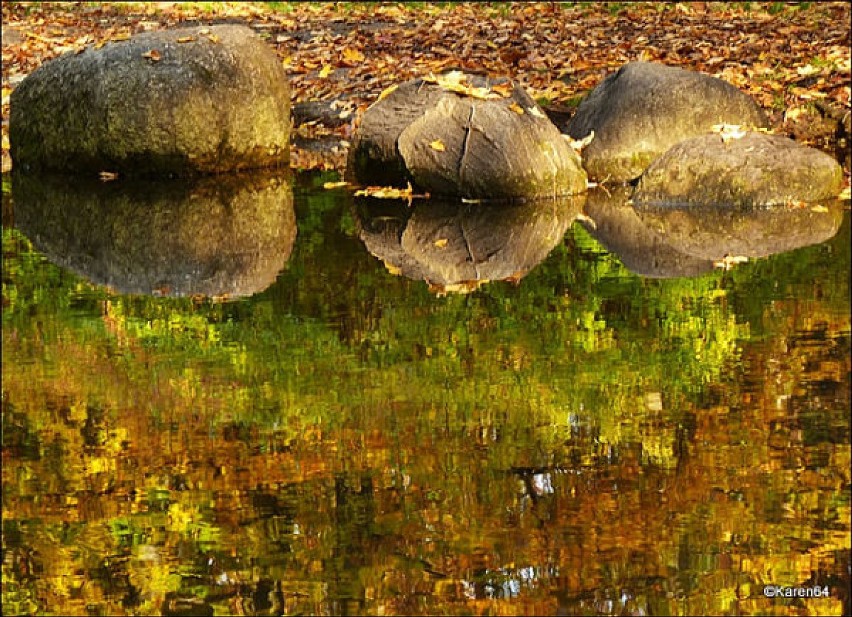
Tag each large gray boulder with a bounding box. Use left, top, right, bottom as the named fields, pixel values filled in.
left=10, top=25, right=290, bottom=177
left=566, top=61, right=768, bottom=182
left=633, top=132, right=843, bottom=207
left=13, top=171, right=295, bottom=298
left=347, top=72, right=587, bottom=200
left=354, top=196, right=583, bottom=293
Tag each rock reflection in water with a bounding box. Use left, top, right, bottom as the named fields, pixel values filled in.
left=579, top=186, right=715, bottom=278
left=633, top=198, right=844, bottom=261
left=12, top=170, right=295, bottom=299
left=354, top=196, right=584, bottom=293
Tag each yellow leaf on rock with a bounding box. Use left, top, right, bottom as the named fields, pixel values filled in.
left=141, top=49, right=161, bottom=61
left=429, top=139, right=446, bottom=151
left=434, top=238, right=449, bottom=248
left=377, top=84, right=398, bottom=102
left=810, top=205, right=829, bottom=212
left=508, top=102, right=525, bottom=115
left=177, top=36, right=196, bottom=43
left=491, top=81, right=515, bottom=98
left=527, top=106, right=546, bottom=118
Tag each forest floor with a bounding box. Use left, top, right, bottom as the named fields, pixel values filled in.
left=1, top=1, right=850, bottom=176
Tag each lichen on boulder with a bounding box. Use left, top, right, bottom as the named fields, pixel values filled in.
left=10, top=25, right=291, bottom=177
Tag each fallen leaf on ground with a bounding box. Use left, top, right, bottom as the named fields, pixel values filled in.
left=429, top=139, right=446, bottom=151
left=433, top=238, right=449, bottom=247
left=713, top=255, right=749, bottom=270
left=141, top=49, right=161, bottom=61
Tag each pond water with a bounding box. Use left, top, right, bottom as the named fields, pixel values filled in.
left=2, top=169, right=850, bottom=616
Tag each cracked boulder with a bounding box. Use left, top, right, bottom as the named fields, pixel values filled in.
left=633, top=131, right=843, bottom=207
left=10, top=25, right=290, bottom=177
left=347, top=71, right=587, bottom=200
left=566, top=61, right=768, bottom=182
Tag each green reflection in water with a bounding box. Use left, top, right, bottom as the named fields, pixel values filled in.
left=2, top=171, right=850, bottom=616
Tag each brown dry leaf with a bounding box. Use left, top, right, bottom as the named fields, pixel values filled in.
left=141, top=49, right=161, bottom=61
left=491, top=82, right=515, bottom=98
left=99, top=171, right=119, bottom=181
left=429, top=139, right=446, bottom=151
left=354, top=183, right=414, bottom=200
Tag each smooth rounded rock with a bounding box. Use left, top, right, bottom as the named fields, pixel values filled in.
left=10, top=25, right=290, bottom=177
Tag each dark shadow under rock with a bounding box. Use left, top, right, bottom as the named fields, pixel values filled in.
left=12, top=170, right=295, bottom=299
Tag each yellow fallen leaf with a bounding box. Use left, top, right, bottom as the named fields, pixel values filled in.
left=177, top=36, right=196, bottom=43
left=342, top=47, right=365, bottom=64
left=384, top=261, right=402, bottom=276
left=508, top=102, right=525, bottom=115
left=205, top=33, right=220, bottom=43
left=319, top=65, right=333, bottom=79
left=141, top=49, right=161, bottom=61
left=433, top=238, right=449, bottom=248
left=836, top=186, right=851, bottom=200
left=323, top=181, right=349, bottom=189
left=810, top=204, right=829, bottom=212
left=429, top=139, right=446, bottom=151
left=377, top=83, right=398, bottom=102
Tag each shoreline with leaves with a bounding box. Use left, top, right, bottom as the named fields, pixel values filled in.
left=2, top=1, right=850, bottom=174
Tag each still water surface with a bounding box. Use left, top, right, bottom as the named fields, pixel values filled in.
left=2, top=170, right=850, bottom=616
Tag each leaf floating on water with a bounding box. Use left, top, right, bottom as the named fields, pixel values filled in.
left=99, top=171, right=119, bottom=181
left=712, top=123, right=747, bottom=142
left=141, top=49, right=161, bottom=61
left=429, top=139, right=446, bottom=151
left=323, top=181, right=349, bottom=189
left=713, top=255, right=749, bottom=270
left=433, top=238, right=449, bottom=248
left=508, top=102, right=525, bottom=115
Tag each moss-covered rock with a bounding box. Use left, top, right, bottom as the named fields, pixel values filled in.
left=10, top=25, right=290, bottom=177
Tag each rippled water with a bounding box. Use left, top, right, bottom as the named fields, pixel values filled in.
left=2, top=170, right=850, bottom=616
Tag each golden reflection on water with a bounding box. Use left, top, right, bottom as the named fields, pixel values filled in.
left=2, top=176, right=850, bottom=616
